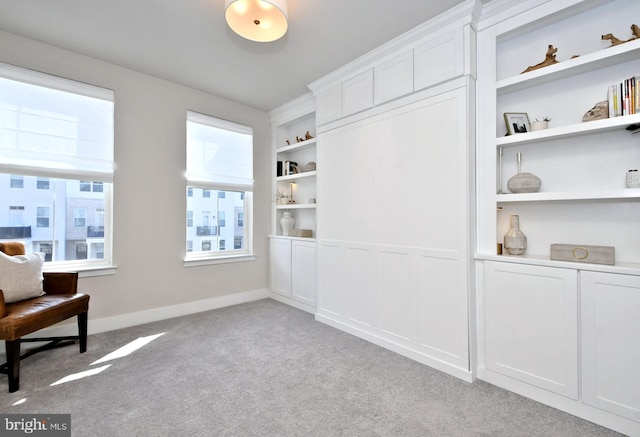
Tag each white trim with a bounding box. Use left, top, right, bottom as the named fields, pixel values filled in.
left=316, top=312, right=474, bottom=383
left=477, top=366, right=640, bottom=436
left=183, top=253, right=256, bottom=267
left=17, top=289, right=270, bottom=341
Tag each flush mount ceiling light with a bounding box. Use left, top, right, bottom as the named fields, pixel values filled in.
left=225, top=0, right=288, bottom=42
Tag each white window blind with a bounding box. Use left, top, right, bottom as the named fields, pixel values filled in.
left=186, top=111, right=253, bottom=192
left=0, top=62, right=114, bottom=182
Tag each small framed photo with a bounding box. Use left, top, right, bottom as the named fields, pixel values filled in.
left=504, top=112, right=531, bottom=135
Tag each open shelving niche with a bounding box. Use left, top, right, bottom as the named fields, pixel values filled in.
left=271, top=95, right=317, bottom=238
left=478, top=0, right=640, bottom=274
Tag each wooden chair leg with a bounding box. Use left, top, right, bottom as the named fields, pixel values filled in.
left=78, top=312, right=88, bottom=353
left=6, top=339, right=21, bottom=392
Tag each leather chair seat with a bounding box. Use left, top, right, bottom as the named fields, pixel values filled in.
left=0, top=293, right=89, bottom=341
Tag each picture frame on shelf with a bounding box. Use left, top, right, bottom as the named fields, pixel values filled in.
left=504, top=112, right=531, bottom=135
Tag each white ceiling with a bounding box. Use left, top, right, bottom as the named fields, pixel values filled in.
left=0, top=0, right=467, bottom=112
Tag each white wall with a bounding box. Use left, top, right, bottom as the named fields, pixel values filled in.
left=0, top=30, right=272, bottom=331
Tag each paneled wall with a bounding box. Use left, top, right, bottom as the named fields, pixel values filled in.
left=315, top=83, right=475, bottom=380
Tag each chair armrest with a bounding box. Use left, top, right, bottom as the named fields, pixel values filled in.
left=0, top=290, right=6, bottom=318
left=43, top=272, right=78, bottom=295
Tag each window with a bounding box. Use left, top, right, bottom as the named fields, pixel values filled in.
left=39, top=243, right=52, bottom=262
left=80, top=181, right=103, bottom=192
left=37, top=206, right=50, bottom=228
left=10, top=175, right=23, bottom=188
left=187, top=211, right=193, bottom=227
left=0, top=62, right=114, bottom=268
left=37, top=178, right=50, bottom=190
left=185, top=111, right=253, bottom=261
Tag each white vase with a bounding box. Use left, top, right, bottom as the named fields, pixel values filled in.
left=280, top=211, right=295, bottom=236
left=504, top=215, right=527, bottom=255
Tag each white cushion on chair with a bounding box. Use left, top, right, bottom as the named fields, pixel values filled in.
left=0, top=251, right=45, bottom=303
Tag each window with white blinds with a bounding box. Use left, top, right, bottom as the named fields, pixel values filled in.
left=0, top=62, right=114, bottom=268
left=0, top=63, right=114, bottom=181
left=185, top=111, right=253, bottom=262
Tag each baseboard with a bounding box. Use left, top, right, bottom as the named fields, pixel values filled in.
left=268, top=292, right=315, bottom=314
left=477, top=366, right=640, bottom=436
left=10, top=288, right=270, bottom=343
left=315, top=312, right=473, bottom=383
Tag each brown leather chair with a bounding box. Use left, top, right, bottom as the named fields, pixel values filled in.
left=0, top=242, right=90, bottom=392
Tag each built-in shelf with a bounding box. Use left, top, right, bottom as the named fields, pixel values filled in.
left=268, top=234, right=317, bottom=242
left=496, top=113, right=640, bottom=147
left=476, top=252, right=640, bottom=276
left=276, top=137, right=317, bottom=153
left=496, top=38, right=640, bottom=95
left=276, top=203, right=317, bottom=210
left=496, top=188, right=640, bottom=203
left=276, top=170, right=317, bottom=182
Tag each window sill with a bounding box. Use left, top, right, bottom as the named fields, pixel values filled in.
left=184, top=253, right=256, bottom=268
left=44, top=264, right=117, bottom=278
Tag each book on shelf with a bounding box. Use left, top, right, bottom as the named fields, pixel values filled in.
left=277, top=160, right=298, bottom=176
left=608, top=76, right=639, bottom=117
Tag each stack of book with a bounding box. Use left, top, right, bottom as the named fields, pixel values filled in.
left=608, top=76, right=640, bottom=117
left=276, top=161, right=298, bottom=177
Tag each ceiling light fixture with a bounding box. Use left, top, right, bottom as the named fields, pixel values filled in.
left=225, top=0, right=288, bottom=42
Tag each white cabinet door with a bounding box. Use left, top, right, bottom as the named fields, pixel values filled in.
left=414, top=29, right=464, bottom=91
left=315, top=84, right=342, bottom=126
left=291, top=239, right=317, bottom=306
left=484, top=261, right=578, bottom=399
left=269, top=237, right=292, bottom=297
left=341, top=70, right=374, bottom=118
left=581, top=271, right=640, bottom=421
left=374, top=51, right=413, bottom=106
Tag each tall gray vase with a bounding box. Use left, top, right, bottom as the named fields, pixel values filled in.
left=504, top=214, right=527, bottom=255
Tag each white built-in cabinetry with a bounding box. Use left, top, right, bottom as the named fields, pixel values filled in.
left=581, top=271, right=640, bottom=423
left=269, top=236, right=317, bottom=310
left=314, top=20, right=472, bottom=127
left=476, top=1, right=640, bottom=434
left=309, top=4, right=477, bottom=382
left=268, top=94, right=317, bottom=313
left=483, top=262, right=579, bottom=399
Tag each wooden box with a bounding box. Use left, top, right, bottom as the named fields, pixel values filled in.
left=550, top=244, right=615, bottom=265
left=290, top=229, right=313, bottom=237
